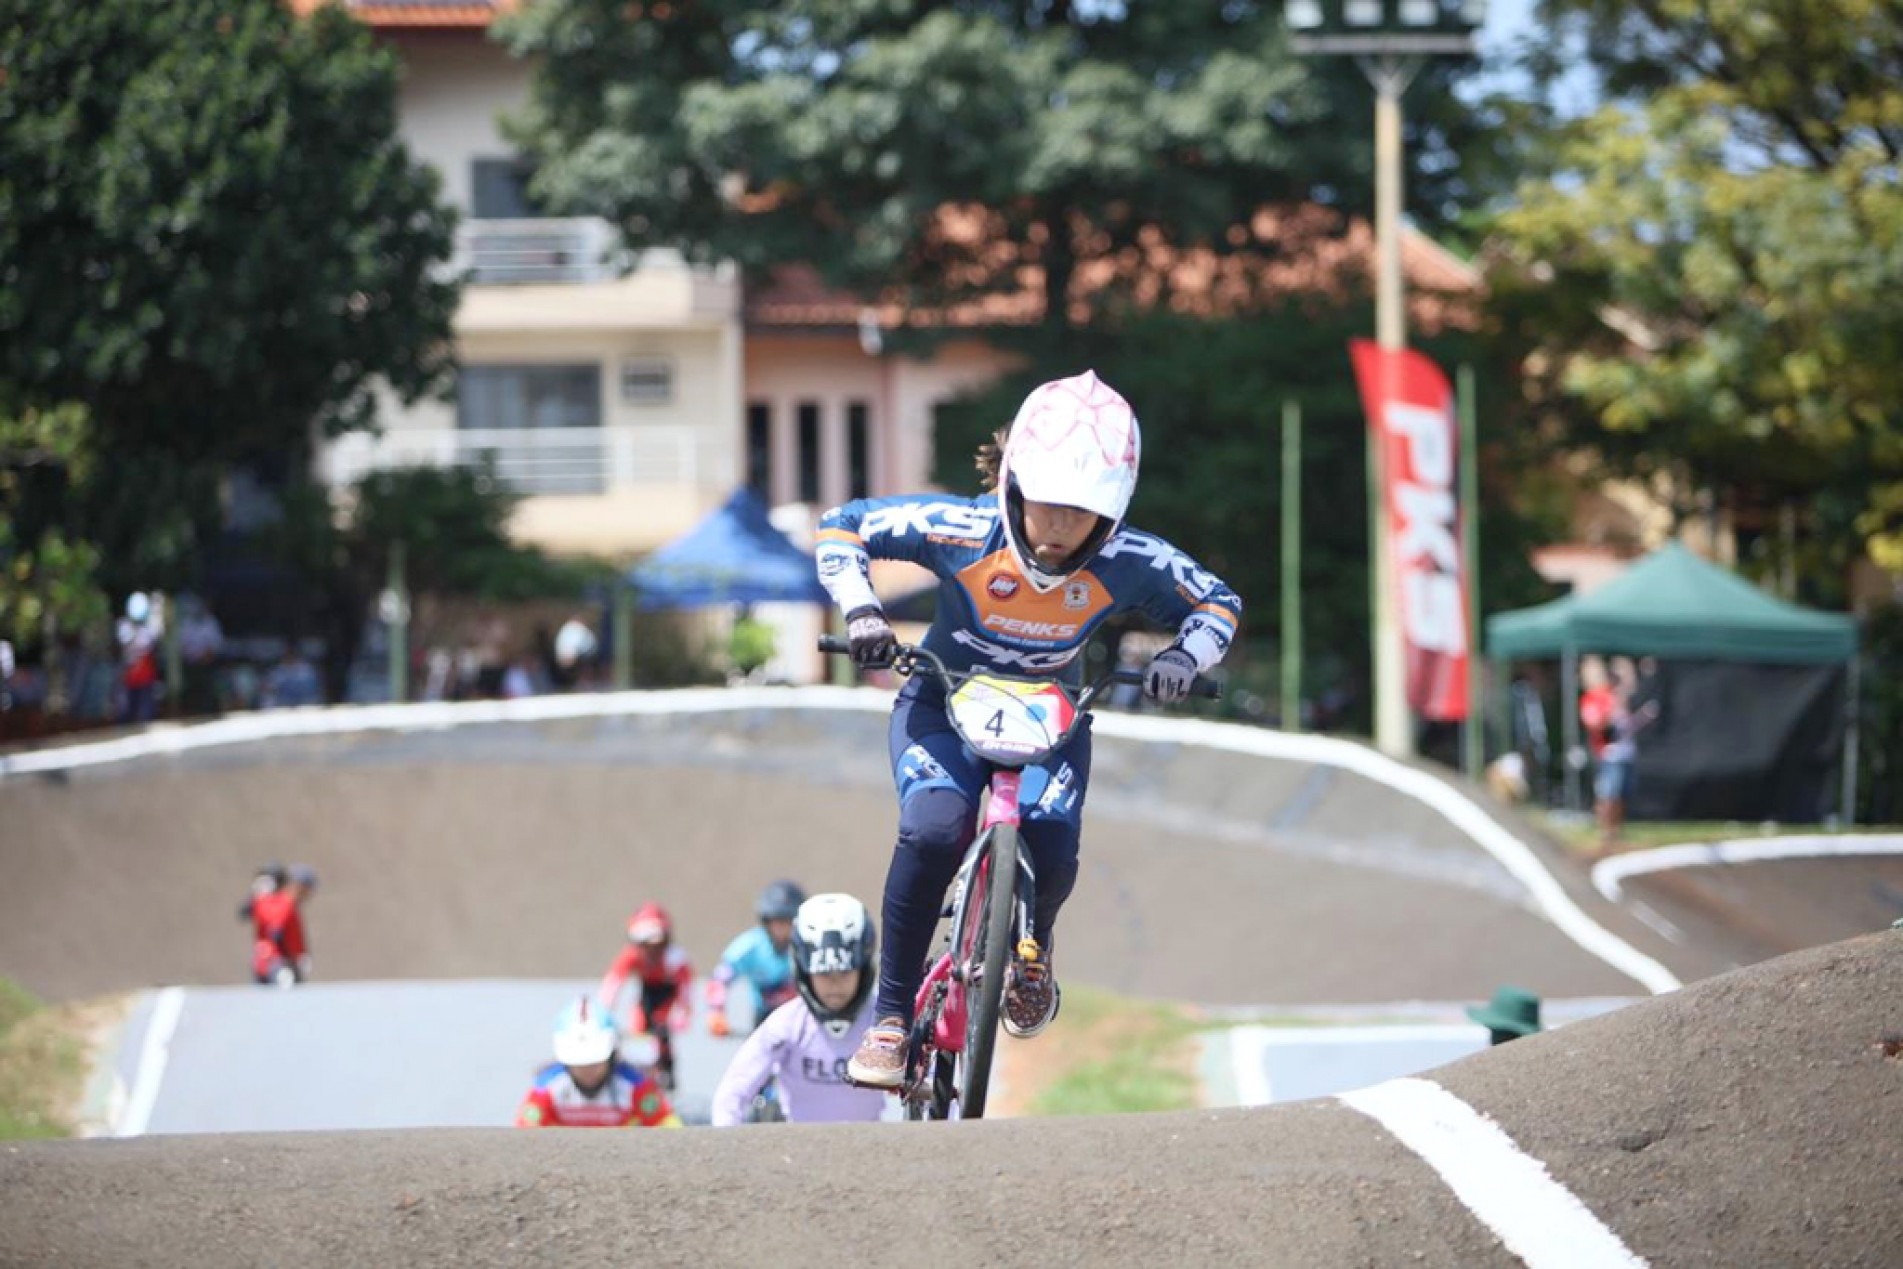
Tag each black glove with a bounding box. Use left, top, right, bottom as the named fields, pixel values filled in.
left=844, top=606, right=899, bottom=669
left=1143, top=646, right=1199, bottom=703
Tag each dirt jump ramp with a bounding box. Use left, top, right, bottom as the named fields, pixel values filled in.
left=3, top=933, right=1899, bottom=1268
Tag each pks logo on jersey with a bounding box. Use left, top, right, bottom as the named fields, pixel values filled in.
left=951, top=629, right=1082, bottom=672
left=1063, top=581, right=1091, bottom=609
left=987, top=573, right=1020, bottom=601
left=861, top=501, right=998, bottom=541
left=1096, top=533, right=1221, bottom=598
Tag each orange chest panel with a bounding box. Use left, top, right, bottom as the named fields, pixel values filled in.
left=954, top=551, right=1114, bottom=645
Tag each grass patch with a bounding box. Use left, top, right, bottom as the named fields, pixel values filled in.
left=1028, top=985, right=1203, bottom=1117
left=0, top=978, right=85, bottom=1140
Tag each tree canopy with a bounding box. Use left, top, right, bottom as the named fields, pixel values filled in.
left=500, top=0, right=1491, bottom=324
left=1487, top=0, right=1903, bottom=580
left=0, top=0, right=460, bottom=600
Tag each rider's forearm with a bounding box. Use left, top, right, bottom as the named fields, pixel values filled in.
left=816, top=535, right=881, bottom=615
left=1173, top=589, right=1242, bottom=671
left=1174, top=613, right=1233, bottom=671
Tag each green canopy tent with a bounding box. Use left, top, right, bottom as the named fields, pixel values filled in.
left=1486, top=543, right=1860, bottom=819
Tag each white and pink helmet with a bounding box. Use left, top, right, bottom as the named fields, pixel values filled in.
left=997, top=370, right=1142, bottom=592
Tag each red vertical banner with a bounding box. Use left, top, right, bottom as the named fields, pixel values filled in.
left=1349, top=339, right=1470, bottom=721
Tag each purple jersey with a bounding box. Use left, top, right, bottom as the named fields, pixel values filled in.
left=710, top=997, right=887, bottom=1126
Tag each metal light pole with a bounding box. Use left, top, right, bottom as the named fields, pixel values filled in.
left=1282, top=399, right=1303, bottom=731
left=1287, top=0, right=1484, bottom=757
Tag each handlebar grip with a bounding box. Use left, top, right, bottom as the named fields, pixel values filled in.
left=1190, top=677, right=1223, bottom=700
left=818, top=634, right=851, bottom=654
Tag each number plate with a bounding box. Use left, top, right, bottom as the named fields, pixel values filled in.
left=947, top=675, right=1076, bottom=763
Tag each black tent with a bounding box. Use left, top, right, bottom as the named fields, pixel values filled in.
left=1486, top=544, right=1860, bottom=822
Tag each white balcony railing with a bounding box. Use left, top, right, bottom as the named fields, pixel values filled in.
left=452, top=217, right=627, bottom=286
left=323, top=426, right=702, bottom=497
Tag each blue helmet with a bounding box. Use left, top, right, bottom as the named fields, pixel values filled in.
left=755, top=879, right=807, bottom=923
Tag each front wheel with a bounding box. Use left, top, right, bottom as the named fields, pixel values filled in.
left=955, top=821, right=1018, bottom=1119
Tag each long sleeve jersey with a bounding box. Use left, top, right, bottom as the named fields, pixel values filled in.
left=709, top=998, right=887, bottom=1127
left=598, top=943, right=694, bottom=1031
left=705, top=926, right=795, bottom=1017
left=515, top=1060, right=679, bottom=1128
left=244, top=891, right=307, bottom=965
left=816, top=493, right=1241, bottom=680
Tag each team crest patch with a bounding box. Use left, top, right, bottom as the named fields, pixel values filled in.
left=987, top=573, right=1020, bottom=601
left=1063, top=581, right=1091, bottom=609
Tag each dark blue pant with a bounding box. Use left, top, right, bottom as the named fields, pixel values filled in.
left=875, top=679, right=1091, bottom=1023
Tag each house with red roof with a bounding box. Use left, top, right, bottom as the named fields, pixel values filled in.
left=295, top=0, right=1482, bottom=564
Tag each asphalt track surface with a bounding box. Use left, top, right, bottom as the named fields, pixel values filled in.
left=3, top=701, right=1899, bottom=1266
left=102, top=981, right=756, bottom=1133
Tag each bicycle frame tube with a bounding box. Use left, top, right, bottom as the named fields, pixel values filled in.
left=984, top=770, right=1024, bottom=830
left=919, top=768, right=1032, bottom=1054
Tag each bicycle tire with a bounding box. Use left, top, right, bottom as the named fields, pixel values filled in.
left=956, top=821, right=1017, bottom=1119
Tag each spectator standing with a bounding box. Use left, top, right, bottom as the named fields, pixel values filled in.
left=176, top=595, right=225, bottom=717
left=261, top=645, right=323, bottom=709
left=552, top=614, right=599, bottom=690
left=1594, top=658, right=1660, bottom=853
left=1577, top=655, right=1616, bottom=762
left=115, top=592, right=164, bottom=723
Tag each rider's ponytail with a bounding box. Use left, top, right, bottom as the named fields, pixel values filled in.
left=974, top=427, right=1009, bottom=491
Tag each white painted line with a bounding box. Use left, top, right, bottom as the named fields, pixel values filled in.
left=1592, top=835, right=1903, bottom=901
left=1628, top=901, right=1686, bottom=946
left=1228, top=1027, right=1275, bottom=1107
left=117, top=987, right=185, bottom=1138
left=1341, top=1077, right=1648, bottom=1269
left=1102, top=712, right=1683, bottom=994
left=0, top=687, right=890, bottom=780
left=0, top=687, right=1681, bottom=993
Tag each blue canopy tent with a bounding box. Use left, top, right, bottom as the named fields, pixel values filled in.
left=626, top=487, right=829, bottom=610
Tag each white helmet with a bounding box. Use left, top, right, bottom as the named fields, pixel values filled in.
left=125, top=591, right=151, bottom=624
left=552, top=995, right=619, bottom=1067
left=790, top=893, right=876, bottom=1037
left=997, top=370, right=1141, bottom=592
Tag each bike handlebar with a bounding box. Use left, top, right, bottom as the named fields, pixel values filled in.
left=816, top=635, right=1222, bottom=702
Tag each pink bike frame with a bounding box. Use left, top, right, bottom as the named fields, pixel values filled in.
left=916, top=769, right=1023, bottom=1052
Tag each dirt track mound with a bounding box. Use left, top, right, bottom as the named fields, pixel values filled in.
left=4, top=933, right=1899, bottom=1267
left=0, top=708, right=1650, bottom=1006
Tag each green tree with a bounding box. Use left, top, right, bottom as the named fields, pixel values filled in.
left=499, top=0, right=1490, bottom=326
left=265, top=465, right=610, bottom=699
left=0, top=403, right=110, bottom=648
left=1488, top=1, right=1903, bottom=586
left=0, top=0, right=460, bottom=594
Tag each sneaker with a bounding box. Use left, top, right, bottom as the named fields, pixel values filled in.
left=846, top=1017, right=909, bottom=1089
left=1002, top=962, right=1060, bottom=1039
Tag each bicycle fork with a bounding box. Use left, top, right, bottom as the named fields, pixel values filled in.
left=987, top=770, right=1043, bottom=972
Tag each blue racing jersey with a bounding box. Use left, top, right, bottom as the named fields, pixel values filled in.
left=708, top=925, right=794, bottom=1017
left=816, top=492, right=1241, bottom=680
